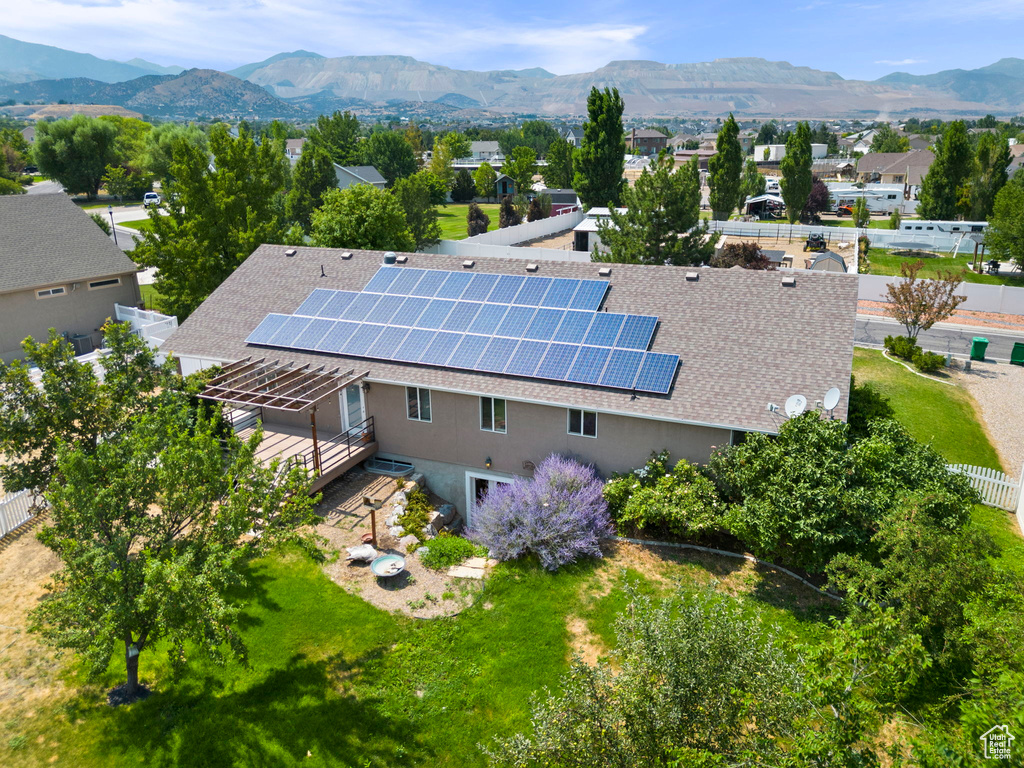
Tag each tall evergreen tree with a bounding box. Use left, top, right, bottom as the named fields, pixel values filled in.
left=573, top=87, right=626, bottom=208
left=593, top=154, right=717, bottom=266
left=450, top=168, right=476, bottom=203
left=543, top=138, right=575, bottom=189
left=499, top=195, right=522, bottom=228
left=969, top=133, right=1011, bottom=221
left=286, top=146, right=337, bottom=232
left=467, top=202, right=490, bottom=236
left=917, top=121, right=973, bottom=220
left=779, top=122, right=813, bottom=224
left=708, top=114, right=743, bottom=220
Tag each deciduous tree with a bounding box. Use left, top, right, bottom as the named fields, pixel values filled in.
left=739, top=158, right=766, bottom=205
left=101, top=164, right=152, bottom=202
left=392, top=171, right=442, bottom=249
left=573, top=87, right=625, bottom=208
left=307, top=110, right=361, bottom=166
left=33, top=115, right=119, bottom=198
left=542, top=137, right=575, bottom=189
left=986, top=172, right=1024, bottom=270
left=450, top=168, right=476, bottom=203
left=779, top=122, right=812, bottom=223
left=501, top=146, right=537, bottom=196
left=917, top=121, right=973, bottom=220
left=852, top=196, right=871, bottom=228
left=311, top=184, right=415, bottom=251
left=429, top=131, right=471, bottom=189
left=883, top=259, right=966, bottom=341
left=869, top=124, right=910, bottom=153
left=707, top=114, right=743, bottom=220
left=358, top=130, right=416, bottom=187
left=286, top=145, right=337, bottom=232
left=969, top=132, right=1011, bottom=220
left=473, top=161, right=497, bottom=200
left=140, top=122, right=207, bottom=186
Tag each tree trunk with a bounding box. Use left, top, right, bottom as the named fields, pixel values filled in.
left=125, top=640, right=140, bottom=696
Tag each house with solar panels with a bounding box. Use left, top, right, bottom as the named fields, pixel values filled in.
left=164, top=247, right=859, bottom=524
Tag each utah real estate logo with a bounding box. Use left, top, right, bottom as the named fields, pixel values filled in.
left=981, top=725, right=1014, bottom=760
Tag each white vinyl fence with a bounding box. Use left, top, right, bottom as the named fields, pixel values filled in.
left=458, top=207, right=584, bottom=246
left=705, top=220, right=979, bottom=255
left=947, top=464, right=1021, bottom=511
left=0, top=489, right=39, bottom=541
left=859, top=274, right=1024, bottom=315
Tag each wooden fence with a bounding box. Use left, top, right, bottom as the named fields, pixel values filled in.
left=947, top=464, right=1021, bottom=511
left=0, top=489, right=38, bottom=541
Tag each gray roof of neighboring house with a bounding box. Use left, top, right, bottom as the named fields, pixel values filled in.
left=630, top=129, right=668, bottom=139
left=471, top=141, right=500, bottom=153
left=0, top=193, right=139, bottom=295
left=856, top=150, right=934, bottom=185
left=336, top=165, right=386, bottom=185
left=164, top=246, right=858, bottom=434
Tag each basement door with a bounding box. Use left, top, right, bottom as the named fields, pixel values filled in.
left=464, top=471, right=513, bottom=529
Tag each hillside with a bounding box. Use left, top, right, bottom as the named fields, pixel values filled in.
left=0, top=34, right=158, bottom=84
left=876, top=60, right=1024, bottom=108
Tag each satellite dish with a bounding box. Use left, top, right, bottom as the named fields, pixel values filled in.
left=784, top=394, right=807, bottom=418
left=823, top=387, right=841, bottom=411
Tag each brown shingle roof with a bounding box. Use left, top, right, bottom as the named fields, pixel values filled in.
left=165, top=247, right=859, bottom=434
left=856, top=149, right=934, bottom=185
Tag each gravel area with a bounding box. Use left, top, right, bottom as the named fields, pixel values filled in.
left=314, top=471, right=483, bottom=619
left=953, top=361, right=1024, bottom=475
left=858, top=300, right=1024, bottom=331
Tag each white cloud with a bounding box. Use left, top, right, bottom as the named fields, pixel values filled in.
left=874, top=59, right=928, bottom=66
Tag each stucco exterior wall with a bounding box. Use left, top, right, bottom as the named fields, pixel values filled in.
left=0, top=272, right=141, bottom=362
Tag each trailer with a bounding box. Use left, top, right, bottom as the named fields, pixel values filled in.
left=899, top=220, right=988, bottom=234
left=830, top=187, right=902, bottom=214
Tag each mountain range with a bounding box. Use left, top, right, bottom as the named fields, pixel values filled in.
left=3, top=35, right=1024, bottom=119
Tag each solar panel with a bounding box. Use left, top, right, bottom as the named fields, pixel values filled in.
left=409, top=270, right=449, bottom=297
left=494, top=305, right=536, bottom=338
left=584, top=313, right=626, bottom=347
left=393, top=328, right=437, bottom=362
left=569, top=281, right=608, bottom=311
left=366, top=325, right=411, bottom=359
left=505, top=340, right=548, bottom=377
left=419, top=331, right=463, bottom=366
left=363, top=266, right=402, bottom=293
left=512, top=276, right=553, bottom=306
left=245, top=313, right=289, bottom=345
left=341, top=293, right=382, bottom=321
left=435, top=271, right=473, bottom=300
left=523, top=308, right=564, bottom=341
left=386, top=268, right=426, bottom=295
left=566, top=346, right=611, bottom=385
left=316, top=291, right=359, bottom=319
left=634, top=352, right=679, bottom=394
left=552, top=311, right=594, bottom=344
left=461, top=273, right=500, bottom=302
left=342, top=324, right=386, bottom=357
left=535, top=343, right=579, bottom=380
left=448, top=334, right=491, bottom=369
left=292, top=318, right=336, bottom=350
left=414, top=299, right=457, bottom=330
left=315, top=320, right=360, bottom=353
left=440, top=301, right=483, bottom=332
left=539, top=278, right=579, bottom=308
left=476, top=336, right=520, bottom=373
left=364, top=294, right=407, bottom=325
left=600, top=348, right=644, bottom=390
left=267, top=315, right=312, bottom=347
left=487, top=274, right=526, bottom=303
left=616, top=315, right=659, bottom=350
left=294, top=288, right=336, bottom=317
left=467, top=303, right=508, bottom=335
left=395, top=296, right=430, bottom=327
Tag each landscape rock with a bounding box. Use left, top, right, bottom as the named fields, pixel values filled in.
left=436, top=504, right=456, bottom=526
left=388, top=525, right=404, bottom=538
left=393, top=491, right=408, bottom=507
left=399, top=534, right=419, bottom=550
left=426, top=511, right=445, bottom=536
left=409, top=472, right=426, bottom=489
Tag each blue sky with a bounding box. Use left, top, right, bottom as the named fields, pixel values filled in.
left=6, top=0, right=1024, bottom=80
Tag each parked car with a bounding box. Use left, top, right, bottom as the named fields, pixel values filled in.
left=23, top=165, right=38, bottom=174
left=143, top=192, right=161, bottom=207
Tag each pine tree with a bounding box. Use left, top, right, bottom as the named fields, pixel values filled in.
left=573, top=87, right=626, bottom=208
left=707, top=114, right=743, bottom=221
left=969, top=133, right=1011, bottom=221
left=467, top=202, right=490, bottom=236
left=779, top=122, right=813, bottom=224
left=917, top=121, right=973, bottom=220
left=499, top=195, right=522, bottom=228
left=450, top=168, right=476, bottom=203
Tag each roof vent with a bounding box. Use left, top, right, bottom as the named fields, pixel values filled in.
left=598, top=267, right=612, bottom=277
left=396, top=254, right=409, bottom=264
left=340, top=251, right=352, bottom=260
left=284, top=248, right=297, bottom=257
left=526, top=263, right=539, bottom=272
left=383, top=252, right=397, bottom=265
left=685, top=271, right=699, bottom=281
left=463, top=260, right=475, bottom=269
left=781, top=276, right=796, bottom=287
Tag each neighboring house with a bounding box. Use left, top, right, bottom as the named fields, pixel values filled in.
left=538, top=188, right=580, bottom=215
left=563, top=126, right=584, bottom=148
left=668, top=133, right=698, bottom=149
left=906, top=134, right=934, bottom=151
left=164, top=246, right=858, bottom=522
left=626, top=129, right=668, bottom=156
left=855, top=150, right=935, bottom=198
left=285, top=138, right=306, bottom=160
left=20, top=126, right=35, bottom=144
left=1007, top=143, right=1024, bottom=175
left=0, top=194, right=142, bottom=362
left=672, top=149, right=717, bottom=171
left=755, top=144, right=828, bottom=162
left=738, top=129, right=757, bottom=154
left=334, top=165, right=387, bottom=190
left=470, top=141, right=501, bottom=161
left=572, top=206, right=625, bottom=252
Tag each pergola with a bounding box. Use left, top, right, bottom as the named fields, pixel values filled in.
left=199, top=358, right=369, bottom=475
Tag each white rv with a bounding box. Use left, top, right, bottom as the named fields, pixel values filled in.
left=828, top=186, right=902, bottom=214
left=900, top=220, right=987, bottom=234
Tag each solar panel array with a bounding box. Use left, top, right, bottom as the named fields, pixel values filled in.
left=246, top=266, right=679, bottom=394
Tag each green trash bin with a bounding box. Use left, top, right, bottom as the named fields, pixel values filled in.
left=1011, top=341, right=1024, bottom=367
left=971, top=337, right=989, bottom=361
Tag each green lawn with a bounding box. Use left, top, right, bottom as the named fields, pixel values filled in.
left=816, top=218, right=892, bottom=229
left=138, top=284, right=163, bottom=311
left=119, top=217, right=155, bottom=232
left=866, top=249, right=1024, bottom=286
left=436, top=203, right=501, bottom=240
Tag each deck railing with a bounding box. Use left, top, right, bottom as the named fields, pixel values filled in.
left=297, top=416, right=376, bottom=475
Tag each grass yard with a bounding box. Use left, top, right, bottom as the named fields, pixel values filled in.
left=0, top=539, right=835, bottom=768
left=138, top=284, right=164, bottom=311
left=436, top=203, right=501, bottom=240
left=866, top=249, right=1024, bottom=286
left=119, top=217, right=155, bottom=232
left=816, top=218, right=892, bottom=229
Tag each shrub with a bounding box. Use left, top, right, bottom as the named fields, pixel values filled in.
left=884, top=334, right=920, bottom=361
left=471, top=454, right=611, bottom=571
left=450, top=168, right=476, bottom=202
left=398, top=488, right=433, bottom=541
left=419, top=534, right=477, bottom=570
left=604, top=453, right=723, bottom=537
left=90, top=212, right=112, bottom=235
left=913, top=350, right=946, bottom=374
left=846, top=374, right=894, bottom=440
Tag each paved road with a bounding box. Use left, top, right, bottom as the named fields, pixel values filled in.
left=856, top=315, right=1024, bottom=361
left=25, top=179, right=63, bottom=195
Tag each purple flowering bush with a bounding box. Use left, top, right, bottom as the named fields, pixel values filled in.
left=471, top=455, right=612, bottom=571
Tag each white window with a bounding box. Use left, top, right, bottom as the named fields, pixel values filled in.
left=36, top=286, right=66, bottom=298
left=406, top=387, right=431, bottom=422
left=567, top=408, right=597, bottom=438
left=88, top=277, right=121, bottom=290
left=480, top=397, right=506, bottom=434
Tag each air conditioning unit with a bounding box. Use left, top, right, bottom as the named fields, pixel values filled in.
left=69, top=334, right=94, bottom=356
